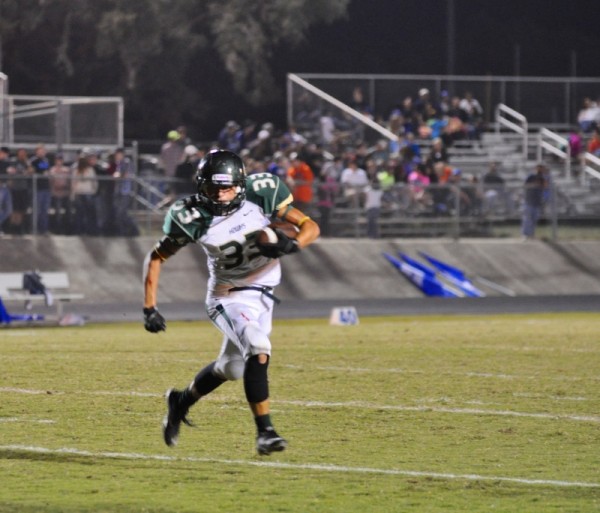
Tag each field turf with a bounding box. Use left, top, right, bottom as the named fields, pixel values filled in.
left=1, top=313, right=599, bottom=512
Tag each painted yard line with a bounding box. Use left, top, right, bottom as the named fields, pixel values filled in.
left=2, top=388, right=597, bottom=423
left=0, top=444, right=597, bottom=489
left=277, top=400, right=600, bottom=423
left=462, top=344, right=599, bottom=354
left=3, top=387, right=598, bottom=422
left=283, top=364, right=598, bottom=382
left=0, top=418, right=54, bottom=424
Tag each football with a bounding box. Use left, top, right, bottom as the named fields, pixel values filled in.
left=256, top=220, right=299, bottom=245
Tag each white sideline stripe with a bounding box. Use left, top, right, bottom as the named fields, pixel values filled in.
left=1, top=444, right=597, bottom=489
left=0, top=418, right=54, bottom=424
left=1, top=387, right=597, bottom=423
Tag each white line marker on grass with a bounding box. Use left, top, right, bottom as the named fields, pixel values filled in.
left=0, top=444, right=597, bottom=489
left=276, top=400, right=600, bottom=423
left=0, top=418, right=55, bottom=424
left=2, top=388, right=597, bottom=423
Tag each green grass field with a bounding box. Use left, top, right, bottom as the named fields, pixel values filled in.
left=1, top=313, right=599, bottom=512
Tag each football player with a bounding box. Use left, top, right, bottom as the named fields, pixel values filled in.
left=143, top=149, right=320, bottom=455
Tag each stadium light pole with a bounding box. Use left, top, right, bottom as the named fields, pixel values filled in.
left=446, top=0, right=456, bottom=96
left=447, top=0, right=455, bottom=76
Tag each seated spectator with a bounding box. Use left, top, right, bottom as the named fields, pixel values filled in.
left=459, top=91, right=484, bottom=139
left=425, top=137, right=449, bottom=166
left=407, top=162, right=431, bottom=211
left=577, top=97, right=600, bottom=133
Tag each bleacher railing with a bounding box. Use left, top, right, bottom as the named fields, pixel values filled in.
left=495, top=103, right=528, bottom=160
left=288, top=72, right=600, bottom=130
left=1, top=174, right=598, bottom=239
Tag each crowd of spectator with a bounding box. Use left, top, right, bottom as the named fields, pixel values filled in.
left=2, top=86, right=598, bottom=239
left=0, top=144, right=139, bottom=236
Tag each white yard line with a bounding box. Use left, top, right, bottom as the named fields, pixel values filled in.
left=276, top=400, right=600, bottom=423
left=1, top=387, right=597, bottom=423
left=283, top=364, right=599, bottom=382
left=0, top=444, right=597, bottom=489
left=0, top=418, right=54, bottom=424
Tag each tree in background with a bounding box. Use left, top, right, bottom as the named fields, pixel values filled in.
left=0, top=0, right=349, bottom=142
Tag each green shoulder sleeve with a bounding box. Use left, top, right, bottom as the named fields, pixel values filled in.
left=245, top=173, right=293, bottom=216
left=163, top=197, right=212, bottom=242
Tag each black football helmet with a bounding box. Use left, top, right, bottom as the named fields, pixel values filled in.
left=195, top=149, right=247, bottom=216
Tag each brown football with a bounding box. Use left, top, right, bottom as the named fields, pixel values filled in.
left=256, top=220, right=299, bottom=245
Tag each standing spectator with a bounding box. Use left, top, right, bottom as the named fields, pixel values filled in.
left=0, top=147, right=12, bottom=233
left=364, top=180, right=383, bottom=238
left=0, top=176, right=13, bottom=234
left=482, top=162, right=507, bottom=214
left=159, top=130, right=185, bottom=195
left=174, top=145, right=202, bottom=197
left=586, top=127, right=600, bottom=156
left=340, top=157, right=369, bottom=207
left=112, top=148, right=139, bottom=237
left=7, top=148, right=32, bottom=234
left=217, top=120, right=243, bottom=153
left=71, top=154, right=98, bottom=235
left=266, top=152, right=289, bottom=181
left=521, top=163, right=547, bottom=240
left=90, top=150, right=114, bottom=235
left=316, top=167, right=339, bottom=237
left=286, top=152, right=314, bottom=213
left=30, top=144, right=52, bottom=234
left=49, top=154, right=72, bottom=234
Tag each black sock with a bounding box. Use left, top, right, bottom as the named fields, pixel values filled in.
left=255, top=413, right=273, bottom=433
left=193, top=361, right=226, bottom=397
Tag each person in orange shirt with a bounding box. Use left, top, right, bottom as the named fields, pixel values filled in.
left=587, top=127, right=600, bottom=156
left=286, top=152, right=314, bottom=213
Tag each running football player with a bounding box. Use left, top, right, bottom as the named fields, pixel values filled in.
left=142, top=149, right=320, bottom=455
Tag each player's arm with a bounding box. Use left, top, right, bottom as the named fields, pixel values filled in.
left=142, top=236, right=186, bottom=333
left=275, top=205, right=320, bottom=249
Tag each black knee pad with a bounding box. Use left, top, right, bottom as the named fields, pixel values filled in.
left=243, top=355, right=269, bottom=403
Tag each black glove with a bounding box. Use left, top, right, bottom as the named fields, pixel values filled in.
left=256, top=229, right=301, bottom=259
left=143, top=306, right=166, bottom=333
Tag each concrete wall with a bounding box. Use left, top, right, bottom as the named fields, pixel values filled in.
left=1, top=236, right=599, bottom=304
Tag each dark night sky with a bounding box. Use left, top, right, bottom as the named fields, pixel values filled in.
left=276, top=0, right=600, bottom=77
left=220, top=0, right=600, bottom=138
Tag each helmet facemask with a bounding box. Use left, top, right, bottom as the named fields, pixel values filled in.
left=195, top=150, right=247, bottom=216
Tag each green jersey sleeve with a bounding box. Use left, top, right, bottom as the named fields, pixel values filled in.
left=245, top=173, right=293, bottom=216
left=163, top=197, right=212, bottom=242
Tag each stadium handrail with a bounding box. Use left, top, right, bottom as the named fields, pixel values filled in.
left=287, top=73, right=399, bottom=143
left=537, top=128, right=571, bottom=179
left=495, top=103, right=528, bottom=161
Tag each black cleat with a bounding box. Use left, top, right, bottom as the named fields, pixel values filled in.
left=256, top=427, right=288, bottom=456
left=162, top=388, right=192, bottom=447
